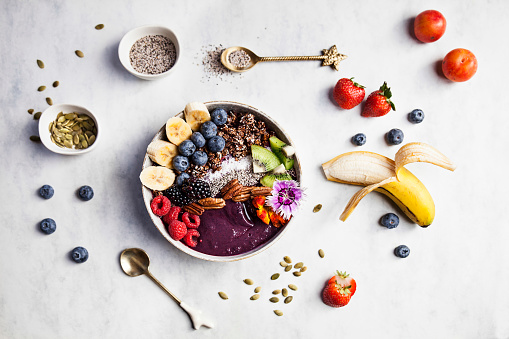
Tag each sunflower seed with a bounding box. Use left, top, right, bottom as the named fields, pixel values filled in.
left=95, top=24, right=104, bottom=30
left=244, top=279, right=254, bottom=285
left=319, top=249, right=325, bottom=258
left=269, top=297, right=279, bottom=303
left=284, top=256, right=292, bottom=263
left=37, top=59, right=44, bottom=68
left=53, top=81, right=59, bottom=88
left=271, top=273, right=280, bottom=280
left=274, top=310, right=283, bottom=317
left=46, top=97, right=53, bottom=105
left=282, top=288, right=288, bottom=297
left=37, top=86, right=46, bottom=92
left=250, top=294, right=260, bottom=300
left=254, top=286, right=261, bottom=293
left=218, top=292, right=228, bottom=300
left=293, top=272, right=302, bottom=277
left=284, top=265, right=292, bottom=272
left=288, top=284, right=298, bottom=291
left=30, top=135, right=41, bottom=142
left=28, top=109, right=34, bottom=114
left=284, top=296, right=293, bottom=304
left=33, top=112, right=42, bottom=120
left=272, top=289, right=281, bottom=295
left=300, top=266, right=307, bottom=272
left=279, top=261, right=288, bottom=267
left=294, top=262, right=303, bottom=269
left=313, top=204, right=322, bottom=213
left=75, top=50, right=84, bottom=58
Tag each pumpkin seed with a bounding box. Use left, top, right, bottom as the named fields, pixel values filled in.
left=244, top=279, right=254, bottom=285
left=73, top=134, right=79, bottom=145
left=272, top=289, right=281, bottom=295
left=57, top=116, right=66, bottom=123
left=95, top=24, right=104, bottom=30
left=57, top=112, right=64, bottom=119
left=82, top=140, right=88, bottom=148
left=294, top=262, right=303, bottom=269
left=65, top=113, right=77, bottom=120
left=282, top=288, right=288, bottom=297
left=300, top=266, right=307, bottom=272
left=79, top=114, right=89, bottom=120
left=75, top=50, right=84, bottom=58
left=88, top=119, right=95, bottom=127
left=64, top=140, right=73, bottom=148
left=48, top=122, right=53, bottom=132
left=83, top=121, right=92, bottom=130
left=271, top=273, right=280, bottom=280
left=313, top=204, right=322, bottom=213
left=269, top=297, right=279, bottom=303
left=59, top=128, right=71, bottom=133
left=284, top=256, right=292, bottom=264
left=72, top=125, right=81, bottom=131
left=254, top=286, right=261, bottom=293
left=284, top=296, right=293, bottom=304
left=37, top=85, right=46, bottom=92
left=30, top=135, right=41, bottom=142
left=85, top=133, right=90, bottom=142
left=319, top=249, right=325, bottom=258
left=274, top=310, right=283, bottom=317
left=250, top=294, right=260, bottom=300
left=28, top=109, right=34, bottom=114
left=218, top=292, right=228, bottom=300
left=293, top=272, right=302, bottom=277
left=46, top=97, right=53, bottom=105
left=284, top=265, right=292, bottom=272
left=37, top=59, right=44, bottom=68
left=33, top=112, right=42, bottom=120
left=65, top=134, right=73, bottom=140
left=279, top=261, right=288, bottom=267
left=288, top=284, right=298, bottom=291
left=85, top=131, right=93, bottom=137
left=79, top=134, right=85, bottom=142
left=53, top=81, right=59, bottom=88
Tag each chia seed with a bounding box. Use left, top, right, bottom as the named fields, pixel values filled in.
left=129, top=35, right=176, bottom=74
left=197, top=44, right=244, bottom=83
left=228, top=50, right=251, bottom=68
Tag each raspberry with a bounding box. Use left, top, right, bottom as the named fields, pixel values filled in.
left=163, top=206, right=181, bottom=224
left=184, top=229, right=200, bottom=247
left=150, top=195, right=172, bottom=216
left=168, top=220, right=187, bottom=241
left=182, top=212, right=200, bottom=229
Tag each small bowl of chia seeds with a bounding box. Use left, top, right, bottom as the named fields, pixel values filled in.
left=118, top=25, right=180, bottom=80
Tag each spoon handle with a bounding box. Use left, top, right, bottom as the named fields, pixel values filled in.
left=145, top=271, right=181, bottom=304
left=259, top=55, right=325, bottom=62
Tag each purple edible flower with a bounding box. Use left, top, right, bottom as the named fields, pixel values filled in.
left=266, top=180, right=304, bottom=220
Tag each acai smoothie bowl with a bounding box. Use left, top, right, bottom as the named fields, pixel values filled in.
left=140, top=101, right=303, bottom=262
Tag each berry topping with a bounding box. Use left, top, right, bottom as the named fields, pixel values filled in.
left=333, top=77, right=366, bottom=109
left=150, top=195, right=172, bottom=216
left=190, top=151, right=208, bottom=166
left=351, top=133, right=366, bottom=146
left=39, top=185, right=54, bottom=199
left=200, top=121, right=218, bottom=139
left=191, top=132, right=206, bottom=148
left=172, top=155, right=190, bottom=172
left=386, top=128, right=404, bottom=145
left=207, top=135, right=225, bottom=153
left=168, top=219, right=187, bottom=241
left=164, top=185, right=193, bottom=207
left=181, top=180, right=211, bottom=200
left=78, top=185, right=94, bottom=201
left=184, top=229, right=200, bottom=247
left=71, top=247, right=89, bottom=263
left=394, top=245, right=410, bottom=258
left=182, top=212, right=200, bottom=229
left=380, top=213, right=399, bottom=229
left=408, top=109, right=425, bottom=123
left=175, top=173, right=190, bottom=186
left=211, top=108, right=228, bottom=125
left=178, top=140, right=196, bottom=157
left=163, top=206, right=181, bottom=224
left=40, top=218, right=56, bottom=234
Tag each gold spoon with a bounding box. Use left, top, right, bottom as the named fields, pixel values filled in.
left=120, top=248, right=214, bottom=330
left=220, top=45, right=347, bottom=72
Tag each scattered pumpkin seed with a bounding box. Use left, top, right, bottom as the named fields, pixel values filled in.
left=271, top=273, right=280, bottom=280
left=28, top=108, right=34, bottom=114
left=274, top=310, right=283, bottom=317
left=284, top=296, right=293, bottom=304
left=37, top=86, right=46, bottom=92
left=269, top=297, right=279, bottom=303
left=244, top=279, right=254, bottom=285
left=37, top=59, right=44, bottom=69
left=75, top=50, right=84, bottom=58
left=272, top=289, right=281, bottom=295
left=30, top=135, right=41, bottom=142
left=284, top=265, right=292, bottom=272
left=254, top=286, right=261, bottom=293
left=33, top=112, right=42, bottom=120
left=250, top=294, right=260, bottom=300
left=46, top=97, right=53, bottom=105
left=300, top=266, right=307, bottom=272
left=313, top=204, right=322, bottom=213
left=288, top=284, right=298, bottom=291
left=218, top=292, right=228, bottom=300
left=284, top=256, right=292, bottom=264
left=293, top=271, right=302, bottom=277
left=318, top=249, right=325, bottom=258
left=279, top=261, right=288, bottom=267
left=282, top=288, right=288, bottom=297
left=294, top=262, right=304, bottom=269
left=53, top=81, right=59, bottom=88
left=95, top=24, right=104, bottom=30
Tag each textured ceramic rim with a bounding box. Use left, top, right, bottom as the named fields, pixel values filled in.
left=141, top=101, right=302, bottom=262
left=38, top=103, right=100, bottom=155
left=118, top=25, right=180, bottom=80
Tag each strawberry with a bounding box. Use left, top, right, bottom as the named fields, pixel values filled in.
left=361, top=82, right=396, bottom=117
left=333, top=78, right=366, bottom=109
left=322, top=271, right=356, bottom=307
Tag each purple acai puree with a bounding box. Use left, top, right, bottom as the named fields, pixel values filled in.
left=188, top=199, right=281, bottom=256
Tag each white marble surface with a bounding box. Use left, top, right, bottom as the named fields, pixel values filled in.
left=1, top=0, right=509, bottom=338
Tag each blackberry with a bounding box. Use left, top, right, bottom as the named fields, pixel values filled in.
left=181, top=180, right=211, bottom=200
left=164, top=185, right=193, bottom=207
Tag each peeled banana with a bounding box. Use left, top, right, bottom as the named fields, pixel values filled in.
left=322, top=142, right=456, bottom=227
left=166, top=117, right=192, bottom=146
left=140, top=166, right=175, bottom=191
left=147, top=140, right=178, bottom=168
left=184, top=102, right=211, bottom=131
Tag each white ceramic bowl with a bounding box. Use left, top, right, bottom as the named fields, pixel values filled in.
left=118, top=25, right=180, bottom=80
left=38, top=104, right=100, bottom=155
left=141, top=101, right=302, bottom=262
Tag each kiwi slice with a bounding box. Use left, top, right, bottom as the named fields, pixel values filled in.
left=260, top=173, right=292, bottom=188
left=269, top=136, right=294, bottom=170
left=251, top=145, right=281, bottom=173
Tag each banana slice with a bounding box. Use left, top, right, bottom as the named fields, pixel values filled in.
left=147, top=140, right=178, bottom=168
left=184, top=102, right=211, bottom=131
left=140, top=166, right=175, bottom=191
left=166, top=117, right=192, bottom=146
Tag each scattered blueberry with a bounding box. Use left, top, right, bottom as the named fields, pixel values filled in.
left=394, top=245, right=410, bottom=258
left=386, top=128, right=404, bottom=145
left=172, top=155, right=190, bottom=172
left=380, top=213, right=399, bottom=229
left=408, top=109, right=424, bottom=124
left=211, top=108, right=228, bottom=126
left=200, top=121, right=217, bottom=139
left=190, top=151, right=208, bottom=166
left=40, top=218, right=56, bottom=234
left=175, top=173, right=191, bottom=186
left=207, top=135, right=225, bottom=153
left=71, top=246, right=89, bottom=263
left=351, top=133, right=366, bottom=146
left=178, top=140, right=196, bottom=157
left=78, top=185, right=94, bottom=201
left=191, top=132, right=206, bottom=148
left=39, top=185, right=54, bottom=199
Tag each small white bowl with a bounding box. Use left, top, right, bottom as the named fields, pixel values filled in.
left=38, top=104, right=100, bottom=155
left=118, top=25, right=180, bottom=80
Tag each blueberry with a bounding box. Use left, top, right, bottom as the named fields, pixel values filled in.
left=172, top=155, right=189, bottom=172
left=380, top=213, right=399, bottom=229
left=207, top=135, right=225, bottom=153
left=39, top=185, right=54, bottom=199
left=78, top=185, right=94, bottom=201
left=71, top=246, right=89, bottom=263
left=40, top=218, right=56, bottom=234
left=351, top=133, right=366, bottom=146
left=178, top=140, right=196, bottom=157
left=408, top=109, right=424, bottom=124
left=200, top=121, right=217, bottom=139
left=394, top=245, right=410, bottom=258
left=386, top=128, right=404, bottom=145
left=211, top=108, right=228, bottom=126
left=175, top=173, right=191, bottom=186
left=191, top=132, right=206, bottom=148
left=190, top=151, right=208, bottom=166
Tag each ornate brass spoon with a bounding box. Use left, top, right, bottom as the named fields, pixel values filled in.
left=221, top=45, right=347, bottom=72
left=120, top=248, right=214, bottom=330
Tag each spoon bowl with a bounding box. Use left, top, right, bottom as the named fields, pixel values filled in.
left=120, top=248, right=150, bottom=277
left=221, top=46, right=260, bottom=72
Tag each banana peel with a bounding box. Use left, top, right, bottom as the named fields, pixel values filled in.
left=322, top=142, right=456, bottom=227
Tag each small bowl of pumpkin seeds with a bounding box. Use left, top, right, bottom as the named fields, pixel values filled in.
left=38, top=103, right=100, bottom=155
